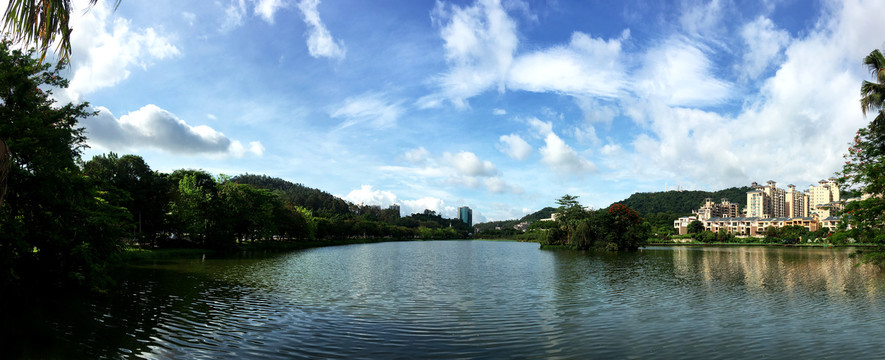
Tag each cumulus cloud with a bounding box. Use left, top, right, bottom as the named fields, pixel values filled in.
left=402, top=197, right=449, bottom=217
left=297, top=0, right=346, bottom=60
left=338, top=186, right=460, bottom=218
left=443, top=151, right=499, bottom=177
left=66, top=0, right=179, bottom=101
left=342, top=185, right=399, bottom=207
left=539, top=132, right=596, bottom=175
left=610, top=0, right=885, bottom=189
left=83, top=105, right=263, bottom=157
left=497, top=134, right=532, bottom=160
left=330, top=93, right=404, bottom=129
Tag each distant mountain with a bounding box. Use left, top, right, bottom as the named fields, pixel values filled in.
left=614, top=187, right=752, bottom=216
left=474, top=206, right=557, bottom=231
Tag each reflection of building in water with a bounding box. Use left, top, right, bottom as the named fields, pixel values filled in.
left=668, top=247, right=882, bottom=298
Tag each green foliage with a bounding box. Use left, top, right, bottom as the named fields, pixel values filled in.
left=687, top=220, right=705, bottom=234
left=617, top=187, right=752, bottom=216
left=231, top=174, right=351, bottom=217
left=540, top=197, right=649, bottom=251
left=837, top=48, right=885, bottom=263
left=0, top=40, right=124, bottom=291
left=83, top=153, right=168, bottom=245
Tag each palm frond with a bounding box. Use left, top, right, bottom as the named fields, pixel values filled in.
left=864, top=49, right=885, bottom=84
left=2, top=0, right=119, bottom=64
left=861, top=80, right=885, bottom=117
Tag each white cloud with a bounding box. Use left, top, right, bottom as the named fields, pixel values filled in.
left=221, top=0, right=247, bottom=32
left=679, top=0, right=724, bottom=38
left=342, top=185, right=399, bottom=207
left=402, top=197, right=448, bottom=217
left=573, top=125, right=600, bottom=146
left=739, top=16, right=790, bottom=81
left=574, top=96, right=619, bottom=125
left=297, top=0, right=346, bottom=60
left=330, top=93, right=404, bottom=129
left=429, top=0, right=628, bottom=108
left=635, top=39, right=731, bottom=107
left=431, top=0, right=518, bottom=107
left=613, top=0, right=885, bottom=189
left=508, top=31, right=628, bottom=98
left=497, top=134, right=532, bottom=160
left=527, top=117, right=553, bottom=137
left=404, top=147, right=430, bottom=164
left=493, top=108, right=507, bottom=115
left=83, top=105, right=263, bottom=157
left=256, top=0, right=286, bottom=23
left=539, top=132, right=596, bottom=175
left=66, top=0, right=179, bottom=100
left=389, top=148, right=520, bottom=194
left=484, top=176, right=523, bottom=194
left=442, top=151, right=498, bottom=177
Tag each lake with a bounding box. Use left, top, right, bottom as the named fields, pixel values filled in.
left=7, top=241, right=885, bottom=359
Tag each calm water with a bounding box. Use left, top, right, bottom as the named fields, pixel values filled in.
left=8, top=241, right=885, bottom=359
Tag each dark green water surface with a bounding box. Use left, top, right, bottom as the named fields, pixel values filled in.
left=8, top=241, right=885, bottom=359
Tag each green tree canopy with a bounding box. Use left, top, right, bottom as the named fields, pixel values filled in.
left=0, top=40, right=125, bottom=291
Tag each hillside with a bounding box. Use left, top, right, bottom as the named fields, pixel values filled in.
left=615, top=187, right=752, bottom=215
left=231, top=174, right=351, bottom=216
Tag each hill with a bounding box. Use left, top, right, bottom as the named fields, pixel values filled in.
left=615, top=187, right=752, bottom=215
left=231, top=174, right=351, bottom=216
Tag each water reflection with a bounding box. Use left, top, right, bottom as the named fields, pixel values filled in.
left=665, top=246, right=883, bottom=299
left=8, top=242, right=885, bottom=359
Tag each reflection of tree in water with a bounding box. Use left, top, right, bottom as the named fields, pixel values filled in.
left=5, top=265, right=241, bottom=359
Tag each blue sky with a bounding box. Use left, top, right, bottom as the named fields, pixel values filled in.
left=12, top=0, right=884, bottom=221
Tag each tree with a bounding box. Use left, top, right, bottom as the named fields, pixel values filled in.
left=0, top=40, right=126, bottom=291
left=554, top=194, right=589, bottom=246
left=838, top=49, right=885, bottom=248
left=687, top=220, right=705, bottom=234
left=2, top=0, right=120, bottom=63
left=83, top=153, right=169, bottom=245
left=168, top=173, right=213, bottom=246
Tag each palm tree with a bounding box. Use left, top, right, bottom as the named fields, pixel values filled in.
left=861, top=49, right=885, bottom=133
left=2, top=0, right=119, bottom=63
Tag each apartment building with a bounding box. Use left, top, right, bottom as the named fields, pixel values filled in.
left=695, top=198, right=740, bottom=220
left=674, top=179, right=848, bottom=237
left=785, top=184, right=807, bottom=218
